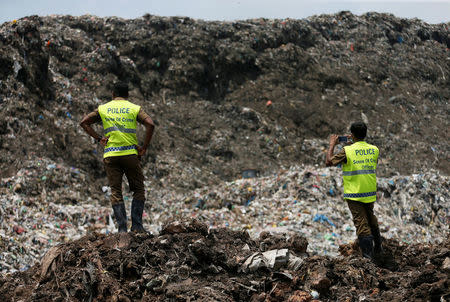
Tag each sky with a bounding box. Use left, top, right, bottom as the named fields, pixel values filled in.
left=1, top=0, right=449, bottom=25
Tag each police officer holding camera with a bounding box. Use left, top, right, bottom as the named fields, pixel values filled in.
left=326, top=122, right=382, bottom=259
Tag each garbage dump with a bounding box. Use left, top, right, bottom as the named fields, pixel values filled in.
left=0, top=220, right=448, bottom=301
left=0, top=10, right=449, bottom=302
left=0, top=12, right=448, bottom=189
left=1, top=163, right=448, bottom=274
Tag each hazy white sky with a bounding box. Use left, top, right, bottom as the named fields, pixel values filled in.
left=1, top=0, right=449, bottom=24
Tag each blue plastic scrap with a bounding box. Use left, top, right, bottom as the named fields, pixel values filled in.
left=245, top=195, right=256, bottom=206
left=313, top=214, right=336, bottom=227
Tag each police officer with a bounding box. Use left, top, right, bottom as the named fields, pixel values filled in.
left=80, top=82, right=155, bottom=233
left=326, top=122, right=382, bottom=259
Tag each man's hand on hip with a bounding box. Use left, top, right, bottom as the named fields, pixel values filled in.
left=99, top=137, right=109, bottom=147
left=137, top=145, right=147, bottom=159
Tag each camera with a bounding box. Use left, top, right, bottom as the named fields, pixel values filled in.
left=338, top=136, right=348, bottom=143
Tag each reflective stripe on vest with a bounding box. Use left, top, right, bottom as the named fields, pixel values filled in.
left=104, top=126, right=137, bottom=134
left=342, top=141, right=379, bottom=203
left=98, top=100, right=140, bottom=158
left=104, top=145, right=137, bottom=153
left=342, top=169, right=376, bottom=176
left=344, top=192, right=376, bottom=198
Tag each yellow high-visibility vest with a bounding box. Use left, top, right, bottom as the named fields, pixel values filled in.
left=342, top=141, right=379, bottom=203
left=98, top=100, right=140, bottom=158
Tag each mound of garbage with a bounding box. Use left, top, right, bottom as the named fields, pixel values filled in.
left=1, top=163, right=448, bottom=274
left=0, top=12, right=449, bottom=188
left=1, top=220, right=449, bottom=301
left=0, top=11, right=449, bottom=301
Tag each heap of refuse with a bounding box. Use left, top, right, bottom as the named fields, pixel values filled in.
left=0, top=12, right=448, bottom=190
left=1, top=220, right=448, bottom=301
left=0, top=11, right=449, bottom=301
left=1, top=163, right=448, bottom=274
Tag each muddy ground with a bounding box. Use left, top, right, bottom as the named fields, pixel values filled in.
left=0, top=220, right=448, bottom=301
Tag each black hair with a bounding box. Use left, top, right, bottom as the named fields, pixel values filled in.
left=113, top=82, right=129, bottom=98
left=350, top=121, right=367, bottom=139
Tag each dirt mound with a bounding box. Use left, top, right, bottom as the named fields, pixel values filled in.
left=0, top=12, right=449, bottom=191
left=0, top=220, right=448, bottom=301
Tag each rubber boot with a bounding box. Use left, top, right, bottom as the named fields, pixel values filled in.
left=131, top=199, right=146, bottom=233
left=112, top=203, right=127, bottom=233
left=372, top=228, right=384, bottom=255
left=358, top=235, right=374, bottom=259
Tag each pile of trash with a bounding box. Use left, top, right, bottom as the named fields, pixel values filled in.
left=164, top=166, right=449, bottom=254
left=0, top=220, right=448, bottom=301
left=0, top=158, right=110, bottom=272
left=1, top=163, right=448, bottom=274
left=0, top=12, right=448, bottom=190
left=0, top=11, right=449, bottom=301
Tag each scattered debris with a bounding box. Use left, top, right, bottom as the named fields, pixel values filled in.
left=0, top=220, right=448, bottom=301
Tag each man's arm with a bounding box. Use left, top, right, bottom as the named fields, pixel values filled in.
left=137, top=116, right=155, bottom=157
left=325, top=134, right=339, bottom=166
left=79, top=113, right=108, bottom=146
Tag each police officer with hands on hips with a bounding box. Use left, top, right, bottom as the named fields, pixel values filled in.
left=80, top=82, right=155, bottom=233
left=326, top=121, right=382, bottom=259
